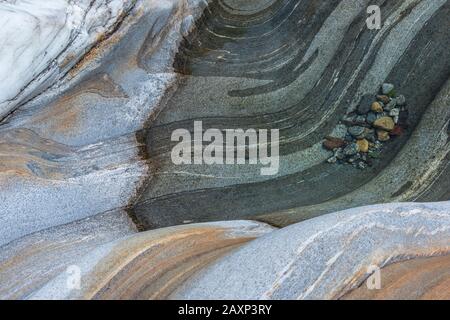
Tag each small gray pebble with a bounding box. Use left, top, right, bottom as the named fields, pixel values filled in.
left=330, top=124, right=348, bottom=139
left=357, top=94, right=374, bottom=115
left=385, top=99, right=397, bottom=111
left=344, top=143, right=360, bottom=156
left=344, top=134, right=354, bottom=142
left=382, top=83, right=395, bottom=95
left=335, top=148, right=345, bottom=160
left=366, top=112, right=378, bottom=124
left=358, top=161, right=367, bottom=169
left=348, top=126, right=366, bottom=138
left=389, top=108, right=400, bottom=124
left=327, top=156, right=337, bottom=164
left=355, top=115, right=367, bottom=124
left=396, top=95, right=406, bottom=106
left=389, top=108, right=400, bottom=117
left=342, top=114, right=356, bottom=124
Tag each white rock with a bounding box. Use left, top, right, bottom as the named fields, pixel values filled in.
left=0, top=0, right=135, bottom=120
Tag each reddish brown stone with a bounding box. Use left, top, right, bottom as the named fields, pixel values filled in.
left=323, top=137, right=345, bottom=150
left=390, top=125, right=404, bottom=136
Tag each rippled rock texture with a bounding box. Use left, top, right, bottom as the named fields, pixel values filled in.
left=1, top=203, right=447, bottom=300
left=0, top=0, right=206, bottom=245
left=28, top=220, right=274, bottom=300
left=172, top=202, right=450, bottom=300
left=0, top=0, right=449, bottom=300
left=134, top=0, right=450, bottom=229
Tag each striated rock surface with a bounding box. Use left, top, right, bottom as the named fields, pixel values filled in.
left=26, top=221, right=274, bottom=300
left=133, top=0, right=450, bottom=229
left=172, top=202, right=450, bottom=300
left=0, top=0, right=449, bottom=300
left=7, top=202, right=444, bottom=300
left=0, top=210, right=137, bottom=300
left=0, top=0, right=206, bottom=246
left=342, top=255, right=450, bottom=300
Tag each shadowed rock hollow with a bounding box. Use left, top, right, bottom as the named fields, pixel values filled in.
left=132, top=0, right=450, bottom=229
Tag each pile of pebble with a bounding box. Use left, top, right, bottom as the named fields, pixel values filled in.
left=324, top=83, right=408, bottom=169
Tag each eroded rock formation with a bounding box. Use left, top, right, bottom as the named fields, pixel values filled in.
left=133, top=0, right=450, bottom=229
left=0, top=0, right=206, bottom=245
left=171, top=202, right=450, bottom=300
left=0, top=0, right=448, bottom=300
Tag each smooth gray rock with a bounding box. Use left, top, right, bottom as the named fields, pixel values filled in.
left=357, top=94, right=374, bottom=115
left=0, top=210, right=136, bottom=299
left=385, top=99, right=397, bottom=111
left=382, top=83, right=395, bottom=95
left=343, top=143, right=360, bottom=156
left=396, top=95, right=407, bottom=106
left=348, top=126, right=366, bottom=138
left=366, top=112, right=378, bottom=124
left=172, top=202, right=450, bottom=300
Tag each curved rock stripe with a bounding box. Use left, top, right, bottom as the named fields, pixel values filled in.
left=0, top=210, right=136, bottom=300
left=342, top=255, right=450, bottom=300
left=0, top=0, right=448, bottom=301
left=132, top=0, right=450, bottom=229
left=259, top=76, right=450, bottom=226
left=0, top=0, right=206, bottom=246
left=171, top=202, right=450, bottom=300
left=29, top=221, right=275, bottom=300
